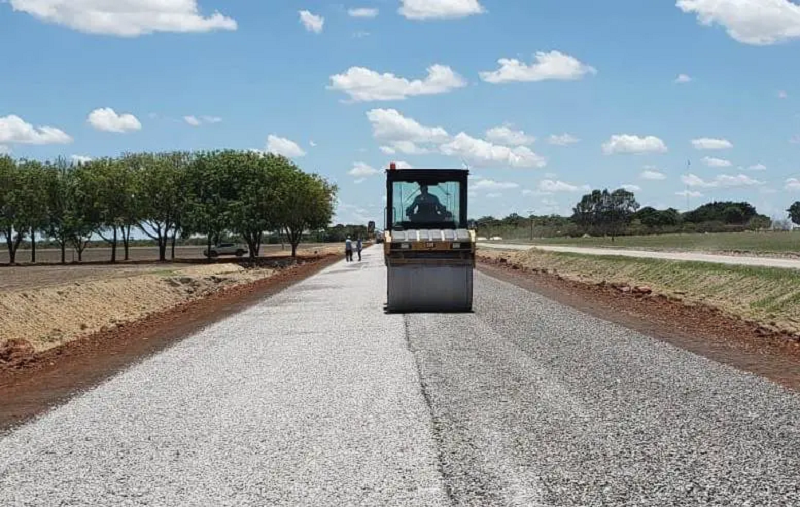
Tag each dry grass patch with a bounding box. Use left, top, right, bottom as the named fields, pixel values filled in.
left=0, top=263, right=277, bottom=353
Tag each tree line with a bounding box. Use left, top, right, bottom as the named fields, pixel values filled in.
left=474, top=187, right=789, bottom=240
left=0, top=150, right=337, bottom=264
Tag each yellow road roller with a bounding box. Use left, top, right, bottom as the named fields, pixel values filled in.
left=383, top=163, right=476, bottom=313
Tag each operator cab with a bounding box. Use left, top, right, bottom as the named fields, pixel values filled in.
left=385, top=166, right=468, bottom=232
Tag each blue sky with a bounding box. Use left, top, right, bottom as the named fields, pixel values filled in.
left=2, top=0, right=800, bottom=225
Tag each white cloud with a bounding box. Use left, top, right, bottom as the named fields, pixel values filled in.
left=380, top=140, right=430, bottom=154
left=676, top=0, right=800, bottom=45
left=778, top=90, right=789, bottom=99
left=472, top=179, right=520, bottom=191
left=682, top=173, right=763, bottom=188
left=87, top=108, right=142, bottom=133
left=676, top=190, right=704, bottom=198
left=299, top=10, right=324, bottom=33
left=621, top=184, right=641, bottom=192
left=348, top=7, right=378, bottom=18
left=441, top=133, right=547, bottom=168
left=310, top=140, right=317, bottom=147
left=640, top=169, right=667, bottom=180
left=348, top=162, right=380, bottom=177
left=602, top=134, right=667, bottom=155
left=480, top=50, right=597, bottom=84
left=674, top=73, right=692, bottom=84
left=691, top=137, right=733, bottom=150
left=9, top=0, right=237, bottom=37
left=399, top=0, right=485, bottom=20
left=366, top=109, right=450, bottom=143
left=746, top=163, right=767, bottom=171
left=538, top=180, right=589, bottom=193
left=184, top=115, right=201, bottom=126
left=0, top=115, right=72, bottom=144
left=786, top=178, right=800, bottom=191
left=393, top=161, right=413, bottom=169
left=547, top=133, right=580, bottom=146
left=328, top=65, right=466, bottom=102
left=266, top=135, right=306, bottom=158
left=701, top=156, right=732, bottom=168
left=202, top=115, right=221, bottom=124
left=71, top=155, right=92, bottom=164
left=485, top=126, right=535, bottom=146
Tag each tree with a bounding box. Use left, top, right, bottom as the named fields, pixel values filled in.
left=0, top=156, right=25, bottom=264
left=271, top=158, right=337, bottom=257
left=68, top=163, right=102, bottom=262
left=134, top=152, right=186, bottom=262
left=571, top=188, right=639, bottom=239
left=788, top=202, right=800, bottom=227
left=42, top=157, right=73, bottom=264
left=183, top=150, right=235, bottom=262
left=16, top=159, right=49, bottom=263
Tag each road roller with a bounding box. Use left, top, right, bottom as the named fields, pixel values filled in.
left=383, top=163, right=476, bottom=313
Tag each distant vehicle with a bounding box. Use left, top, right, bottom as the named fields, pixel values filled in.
left=490, top=236, right=503, bottom=241
left=477, top=237, right=488, bottom=241
left=203, top=243, right=247, bottom=257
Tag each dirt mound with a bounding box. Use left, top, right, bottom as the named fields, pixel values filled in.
left=0, top=339, right=35, bottom=366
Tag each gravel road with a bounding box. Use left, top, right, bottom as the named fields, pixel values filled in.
left=480, top=242, right=800, bottom=269
left=2, top=247, right=800, bottom=505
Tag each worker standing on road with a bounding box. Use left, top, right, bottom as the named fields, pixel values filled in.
left=356, top=237, right=363, bottom=261
left=345, top=236, right=353, bottom=262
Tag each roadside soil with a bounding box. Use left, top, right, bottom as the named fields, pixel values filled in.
left=479, top=256, right=800, bottom=392
left=0, top=253, right=341, bottom=433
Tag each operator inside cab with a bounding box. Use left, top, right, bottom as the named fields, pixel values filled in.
left=406, top=183, right=448, bottom=223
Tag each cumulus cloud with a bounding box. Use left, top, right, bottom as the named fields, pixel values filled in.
left=266, top=135, right=306, bottom=158
left=366, top=109, right=450, bottom=144
left=702, top=156, right=732, bottom=168
left=348, top=162, right=380, bottom=177
left=441, top=133, right=547, bottom=168
left=640, top=169, right=667, bottom=180
left=674, top=74, right=693, bottom=83
left=480, top=50, right=597, bottom=84
left=184, top=115, right=221, bottom=126
left=380, top=141, right=430, bottom=155
left=682, top=173, right=763, bottom=188
left=538, top=180, right=590, bottom=193
left=547, top=133, right=580, bottom=146
left=328, top=65, right=466, bottom=102
left=621, top=184, right=641, bottom=192
left=8, top=0, right=237, bottom=37
left=692, top=137, right=733, bottom=150
left=399, top=0, right=485, bottom=20
left=299, top=10, right=324, bottom=33
left=786, top=178, right=800, bottom=191
left=348, top=7, right=378, bottom=18
left=485, top=126, right=535, bottom=146
left=0, top=114, right=72, bottom=144
left=472, top=179, right=520, bottom=191
left=87, top=108, right=142, bottom=133
left=71, top=155, right=92, bottom=164
left=676, top=0, right=800, bottom=45
left=602, top=134, right=667, bottom=155
left=746, top=163, right=767, bottom=171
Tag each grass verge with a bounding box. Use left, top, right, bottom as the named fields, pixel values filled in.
left=479, top=248, right=800, bottom=337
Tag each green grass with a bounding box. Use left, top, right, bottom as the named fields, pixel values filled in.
left=507, top=231, right=800, bottom=255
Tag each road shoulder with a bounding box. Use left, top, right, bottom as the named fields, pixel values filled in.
left=478, top=260, right=800, bottom=392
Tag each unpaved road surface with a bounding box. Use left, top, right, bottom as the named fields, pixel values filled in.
left=480, top=242, right=800, bottom=269
left=2, top=247, right=800, bottom=505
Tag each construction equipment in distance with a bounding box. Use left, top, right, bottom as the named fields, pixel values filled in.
left=383, top=163, right=476, bottom=312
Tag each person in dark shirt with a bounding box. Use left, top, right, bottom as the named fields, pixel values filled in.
left=406, top=184, right=447, bottom=222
